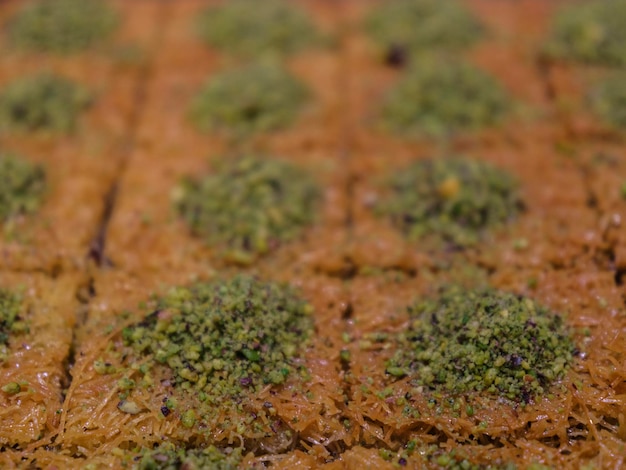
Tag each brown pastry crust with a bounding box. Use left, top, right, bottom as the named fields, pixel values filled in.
left=0, top=271, right=78, bottom=451
left=0, top=0, right=162, bottom=274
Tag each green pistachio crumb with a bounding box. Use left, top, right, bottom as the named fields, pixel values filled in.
left=513, top=238, right=529, bottom=251
left=589, top=72, right=626, bottom=130
left=544, top=0, right=626, bottom=66
left=621, top=182, right=626, bottom=200
left=93, top=359, right=116, bottom=375
left=379, top=448, right=394, bottom=462
left=7, top=0, right=117, bottom=54
left=365, top=0, right=483, bottom=57
left=189, top=61, right=307, bottom=136
left=376, top=157, right=522, bottom=246
left=0, top=153, right=46, bottom=223
left=195, top=0, right=319, bottom=57
left=176, top=156, right=319, bottom=261
left=340, top=349, right=351, bottom=363
left=131, top=444, right=243, bottom=470
left=381, top=58, right=509, bottom=138
left=386, top=366, right=407, bottom=377
left=123, top=276, right=314, bottom=406
left=0, top=73, right=91, bottom=134
left=117, top=400, right=142, bottom=415
left=181, top=409, right=196, bottom=428
left=0, top=289, right=28, bottom=363
left=387, top=287, right=575, bottom=401
left=117, top=377, right=135, bottom=391
left=2, top=382, right=21, bottom=394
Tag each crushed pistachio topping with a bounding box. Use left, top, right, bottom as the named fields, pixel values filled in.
left=7, top=0, right=117, bottom=54
left=131, top=444, right=242, bottom=470
left=0, top=153, right=46, bottom=222
left=189, top=61, right=308, bottom=136
left=0, top=289, right=28, bottom=364
left=0, top=73, right=91, bottom=133
left=589, top=72, right=626, bottom=130
left=544, top=0, right=626, bottom=66
left=123, top=276, right=314, bottom=404
left=387, top=287, right=574, bottom=402
left=365, top=0, right=483, bottom=57
left=376, top=157, right=522, bottom=246
left=176, top=156, right=319, bottom=263
left=195, top=0, right=319, bottom=57
left=381, top=59, right=509, bottom=138
left=380, top=440, right=519, bottom=469
left=427, top=447, right=518, bottom=470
